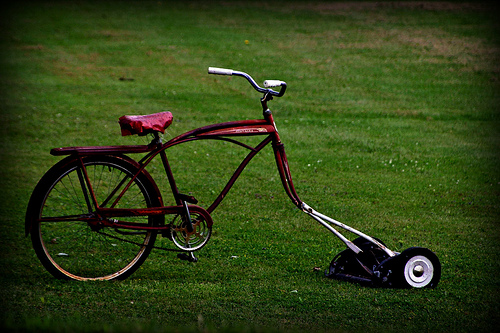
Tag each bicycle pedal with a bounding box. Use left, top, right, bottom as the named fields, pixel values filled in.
left=177, top=252, right=198, bottom=263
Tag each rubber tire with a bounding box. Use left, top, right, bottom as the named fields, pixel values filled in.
left=395, top=247, right=441, bottom=288
left=26, top=155, right=163, bottom=281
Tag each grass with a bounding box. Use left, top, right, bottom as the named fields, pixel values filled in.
left=1, top=1, right=499, bottom=332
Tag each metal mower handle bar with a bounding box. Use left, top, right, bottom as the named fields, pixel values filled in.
left=208, top=67, right=287, bottom=97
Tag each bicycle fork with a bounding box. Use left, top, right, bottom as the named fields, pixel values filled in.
left=272, top=135, right=396, bottom=258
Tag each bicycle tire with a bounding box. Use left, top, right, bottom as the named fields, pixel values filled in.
left=26, top=155, right=163, bottom=281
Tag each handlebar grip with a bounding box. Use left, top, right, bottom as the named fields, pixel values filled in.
left=208, top=67, right=234, bottom=75
left=263, top=80, right=286, bottom=88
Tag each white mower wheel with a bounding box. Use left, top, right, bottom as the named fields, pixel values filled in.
left=397, top=247, right=441, bottom=288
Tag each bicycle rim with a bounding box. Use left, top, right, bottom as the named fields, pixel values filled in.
left=29, top=155, right=162, bottom=280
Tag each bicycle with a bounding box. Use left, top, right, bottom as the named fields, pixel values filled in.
left=25, top=67, right=441, bottom=288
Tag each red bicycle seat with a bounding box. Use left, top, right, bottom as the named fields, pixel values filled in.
left=119, top=111, right=173, bottom=136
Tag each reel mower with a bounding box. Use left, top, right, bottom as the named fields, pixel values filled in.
left=301, top=203, right=441, bottom=288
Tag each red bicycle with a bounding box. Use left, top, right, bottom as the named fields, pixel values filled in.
left=25, top=67, right=441, bottom=288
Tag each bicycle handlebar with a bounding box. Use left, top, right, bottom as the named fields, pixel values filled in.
left=208, top=67, right=287, bottom=97
left=208, top=67, right=234, bottom=76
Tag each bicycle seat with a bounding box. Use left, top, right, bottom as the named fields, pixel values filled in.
left=119, top=111, right=173, bottom=136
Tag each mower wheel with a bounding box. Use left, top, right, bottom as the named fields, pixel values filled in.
left=395, top=247, right=441, bottom=288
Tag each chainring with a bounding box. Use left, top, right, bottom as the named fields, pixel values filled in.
left=170, top=213, right=212, bottom=252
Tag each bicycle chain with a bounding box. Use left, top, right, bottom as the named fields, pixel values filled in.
left=96, top=230, right=187, bottom=253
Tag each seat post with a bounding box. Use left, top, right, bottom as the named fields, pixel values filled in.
left=148, top=132, right=162, bottom=148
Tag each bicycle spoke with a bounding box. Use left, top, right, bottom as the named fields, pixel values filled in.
left=76, top=167, right=93, bottom=212
left=29, top=156, right=162, bottom=280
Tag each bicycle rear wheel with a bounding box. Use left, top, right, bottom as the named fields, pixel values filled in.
left=26, top=155, right=163, bottom=280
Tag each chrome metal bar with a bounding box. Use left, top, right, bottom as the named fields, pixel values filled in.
left=307, top=212, right=363, bottom=254
left=301, top=202, right=397, bottom=257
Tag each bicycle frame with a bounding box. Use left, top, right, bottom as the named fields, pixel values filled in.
left=26, top=67, right=441, bottom=287
left=46, top=96, right=297, bottom=229
left=48, top=96, right=394, bottom=258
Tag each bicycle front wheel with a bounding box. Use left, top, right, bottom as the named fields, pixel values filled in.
left=26, top=155, right=163, bottom=281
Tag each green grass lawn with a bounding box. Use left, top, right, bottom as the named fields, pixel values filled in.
left=1, top=1, right=499, bottom=332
